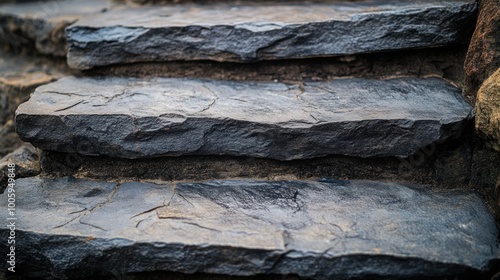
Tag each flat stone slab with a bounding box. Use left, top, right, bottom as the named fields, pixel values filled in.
left=66, top=1, right=477, bottom=69
left=0, top=177, right=498, bottom=279
left=16, top=76, right=472, bottom=160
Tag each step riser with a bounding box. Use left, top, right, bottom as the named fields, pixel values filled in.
left=85, top=46, right=468, bottom=86
left=38, top=138, right=475, bottom=187
left=66, top=1, right=477, bottom=69
left=16, top=114, right=470, bottom=160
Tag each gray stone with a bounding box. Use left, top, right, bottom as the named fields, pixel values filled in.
left=0, top=177, right=498, bottom=279
left=66, top=1, right=477, bottom=69
left=16, top=76, right=472, bottom=160
left=0, top=143, right=40, bottom=191
left=0, top=0, right=116, bottom=56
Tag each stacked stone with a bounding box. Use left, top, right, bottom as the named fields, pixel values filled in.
left=0, top=0, right=499, bottom=279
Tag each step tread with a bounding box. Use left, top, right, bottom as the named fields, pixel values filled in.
left=16, top=76, right=472, bottom=160
left=3, top=177, right=498, bottom=279
left=66, top=0, right=477, bottom=69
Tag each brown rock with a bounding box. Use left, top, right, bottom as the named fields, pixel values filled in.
left=0, top=119, right=24, bottom=158
left=0, top=51, right=70, bottom=125
left=0, top=143, right=40, bottom=192
left=464, top=0, right=500, bottom=103
left=475, top=68, right=500, bottom=151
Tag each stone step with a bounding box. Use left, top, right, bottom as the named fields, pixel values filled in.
left=66, top=0, right=477, bottom=70
left=1, top=177, right=498, bottom=279
left=0, top=0, right=116, bottom=56
left=16, top=76, right=472, bottom=160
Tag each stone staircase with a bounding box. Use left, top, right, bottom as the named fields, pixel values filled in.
left=1, top=0, right=499, bottom=279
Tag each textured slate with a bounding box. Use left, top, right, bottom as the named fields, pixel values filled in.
left=0, top=177, right=498, bottom=279
left=66, top=1, right=477, bottom=69
left=15, top=76, right=472, bottom=160
left=0, top=0, right=115, bottom=56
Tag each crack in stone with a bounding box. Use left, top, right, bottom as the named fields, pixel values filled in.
left=105, top=89, right=127, bottom=104
left=54, top=100, right=84, bottom=112
left=267, top=230, right=291, bottom=272
left=135, top=185, right=178, bottom=222
left=164, top=185, right=177, bottom=207
left=69, top=208, right=88, bottom=215
left=53, top=214, right=83, bottom=229
left=182, top=221, right=221, bottom=233
left=79, top=220, right=108, bottom=231
left=176, top=192, right=196, bottom=208
left=309, top=114, right=320, bottom=123
left=134, top=219, right=148, bottom=229
left=76, top=182, right=122, bottom=231
left=44, top=91, right=87, bottom=97
left=199, top=84, right=220, bottom=113
left=130, top=205, right=164, bottom=219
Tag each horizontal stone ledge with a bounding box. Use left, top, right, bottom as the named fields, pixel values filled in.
left=15, top=76, right=473, bottom=160
left=66, top=0, right=477, bottom=69
left=1, top=177, right=497, bottom=279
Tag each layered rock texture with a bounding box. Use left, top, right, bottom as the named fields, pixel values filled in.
left=476, top=68, right=500, bottom=151
left=1, top=177, right=498, bottom=279
left=1, top=0, right=499, bottom=279
left=16, top=76, right=472, bottom=160
left=66, top=1, right=477, bottom=69
left=464, top=0, right=500, bottom=103
left=0, top=51, right=68, bottom=125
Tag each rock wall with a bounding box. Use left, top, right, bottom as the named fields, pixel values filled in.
left=464, top=0, right=500, bottom=103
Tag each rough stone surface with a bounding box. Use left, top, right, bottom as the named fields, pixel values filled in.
left=0, top=177, right=497, bottom=279
left=464, top=0, right=500, bottom=104
left=0, top=120, right=24, bottom=158
left=66, top=1, right=477, bottom=69
left=16, top=76, right=472, bottom=160
left=41, top=126, right=500, bottom=222
left=0, top=143, right=39, bottom=191
left=476, top=68, right=500, bottom=151
left=0, top=0, right=116, bottom=56
left=0, top=50, right=69, bottom=125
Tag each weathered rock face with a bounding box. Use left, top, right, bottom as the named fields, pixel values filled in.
left=0, top=120, right=24, bottom=158
left=0, top=0, right=116, bottom=56
left=0, top=143, right=39, bottom=192
left=66, top=1, right=477, bottom=69
left=0, top=51, right=69, bottom=160
left=476, top=68, right=500, bottom=151
left=0, top=51, right=68, bottom=125
left=16, top=76, right=472, bottom=160
left=1, top=177, right=497, bottom=279
left=464, top=0, right=500, bottom=103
